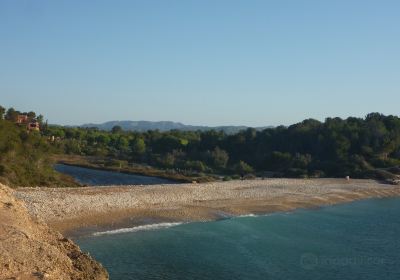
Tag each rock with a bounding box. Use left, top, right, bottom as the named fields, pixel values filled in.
left=0, top=183, right=109, bottom=280
left=390, top=179, right=400, bottom=185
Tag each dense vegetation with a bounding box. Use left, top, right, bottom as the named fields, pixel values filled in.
left=1, top=104, right=400, bottom=187
left=0, top=106, right=77, bottom=187
left=46, top=112, right=400, bottom=181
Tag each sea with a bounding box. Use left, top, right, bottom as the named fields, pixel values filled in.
left=75, top=197, right=400, bottom=280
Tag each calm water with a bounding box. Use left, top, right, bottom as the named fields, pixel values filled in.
left=76, top=198, right=400, bottom=280
left=55, top=164, right=174, bottom=186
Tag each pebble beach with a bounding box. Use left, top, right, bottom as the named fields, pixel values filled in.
left=15, top=178, right=400, bottom=236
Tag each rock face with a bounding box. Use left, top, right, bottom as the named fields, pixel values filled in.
left=0, top=183, right=108, bottom=280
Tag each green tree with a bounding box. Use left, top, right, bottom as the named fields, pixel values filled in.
left=267, top=151, right=293, bottom=171
left=153, top=135, right=182, bottom=153
left=116, top=136, right=129, bottom=153
left=111, top=125, right=123, bottom=134
left=5, top=108, right=19, bottom=122
left=234, top=161, right=253, bottom=175
left=210, top=147, right=229, bottom=169
left=96, top=134, right=111, bottom=145
left=27, top=111, right=36, bottom=120
left=162, top=153, right=175, bottom=167
left=36, top=114, right=44, bottom=125
left=131, top=138, right=146, bottom=156
left=293, top=153, right=312, bottom=169
left=184, top=160, right=206, bottom=172
left=0, top=106, right=5, bottom=120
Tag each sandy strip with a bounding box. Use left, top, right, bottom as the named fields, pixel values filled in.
left=15, top=178, right=400, bottom=237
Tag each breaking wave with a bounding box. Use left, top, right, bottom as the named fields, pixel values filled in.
left=92, top=222, right=184, bottom=236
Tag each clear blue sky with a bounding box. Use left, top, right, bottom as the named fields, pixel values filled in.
left=1, top=0, right=399, bottom=126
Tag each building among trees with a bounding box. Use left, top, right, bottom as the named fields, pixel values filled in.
left=16, top=114, right=40, bottom=131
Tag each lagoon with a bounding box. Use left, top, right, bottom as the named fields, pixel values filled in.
left=55, top=164, right=174, bottom=186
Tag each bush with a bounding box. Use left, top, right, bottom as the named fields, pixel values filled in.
left=361, top=169, right=397, bottom=180
left=184, top=160, right=207, bottom=172
left=284, top=168, right=308, bottom=178
left=310, top=170, right=325, bottom=178
left=243, top=174, right=256, bottom=180
left=0, top=119, right=80, bottom=187
left=387, top=166, right=400, bottom=175
left=105, top=159, right=128, bottom=168
left=233, top=161, right=254, bottom=175
left=222, top=176, right=232, bottom=181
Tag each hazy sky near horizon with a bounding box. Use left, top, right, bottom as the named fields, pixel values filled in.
left=1, top=0, right=399, bottom=126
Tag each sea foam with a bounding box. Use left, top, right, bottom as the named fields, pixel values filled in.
left=92, top=222, right=184, bottom=236
left=237, top=213, right=257, bottom=218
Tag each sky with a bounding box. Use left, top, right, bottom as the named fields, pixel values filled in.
left=0, top=0, right=399, bottom=126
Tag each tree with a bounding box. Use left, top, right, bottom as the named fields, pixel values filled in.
left=153, top=135, right=181, bottom=153
left=116, top=136, right=129, bottom=152
left=131, top=138, right=146, bottom=156
left=96, top=134, right=111, bottom=145
left=267, top=151, right=293, bottom=171
left=111, top=125, right=123, bottom=134
left=0, top=106, right=5, bottom=120
left=36, top=114, right=44, bottom=124
left=293, top=153, right=312, bottom=169
left=234, top=161, right=254, bottom=175
left=27, top=111, right=36, bottom=120
left=210, top=147, right=229, bottom=169
left=184, top=160, right=207, bottom=172
left=200, top=130, right=224, bottom=150
left=53, top=128, right=66, bottom=138
left=5, top=108, right=19, bottom=122
left=162, top=153, right=175, bottom=167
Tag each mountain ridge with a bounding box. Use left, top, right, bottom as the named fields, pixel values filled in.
left=80, top=120, right=272, bottom=134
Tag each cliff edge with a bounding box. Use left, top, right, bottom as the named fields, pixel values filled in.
left=0, top=183, right=108, bottom=280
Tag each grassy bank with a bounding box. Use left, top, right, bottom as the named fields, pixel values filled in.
left=53, top=155, right=218, bottom=183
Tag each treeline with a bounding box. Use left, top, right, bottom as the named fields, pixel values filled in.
left=45, top=113, right=400, bottom=180
left=0, top=105, right=44, bottom=124
left=2, top=104, right=400, bottom=186
left=0, top=106, right=77, bottom=187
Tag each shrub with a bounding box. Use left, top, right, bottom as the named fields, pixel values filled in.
left=243, top=174, right=256, bottom=180
left=361, top=169, right=397, bottom=180
left=233, top=161, right=254, bottom=175
left=285, top=168, right=308, bottom=178
left=222, top=176, right=232, bottom=181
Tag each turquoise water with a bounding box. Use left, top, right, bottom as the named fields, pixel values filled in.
left=76, top=198, right=400, bottom=280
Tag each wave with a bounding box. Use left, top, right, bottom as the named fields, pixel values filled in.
left=237, top=213, right=257, bottom=218
left=91, top=213, right=277, bottom=236
left=92, top=222, right=184, bottom=236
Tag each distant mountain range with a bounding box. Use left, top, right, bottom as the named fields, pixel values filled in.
left=80, top=121, right=272, bottom=134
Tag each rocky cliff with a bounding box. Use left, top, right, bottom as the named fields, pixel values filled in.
left=0, top=183, right=108, bottom=280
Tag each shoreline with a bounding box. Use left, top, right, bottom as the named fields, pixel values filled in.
left=76, top=196, right=400, bottom=238
left=65, top=194, right=400, bottom=239
left=15, top=178, right=400, bottom=238
left=54, top=155, right=216, bottom=183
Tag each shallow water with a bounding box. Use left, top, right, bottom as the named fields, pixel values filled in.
left=55, top=164, right=174, bottom=186
left=76, top=198, right=400, bottom=280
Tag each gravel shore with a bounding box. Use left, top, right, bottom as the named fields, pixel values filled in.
left=15, top=178, right=400, bottom=237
